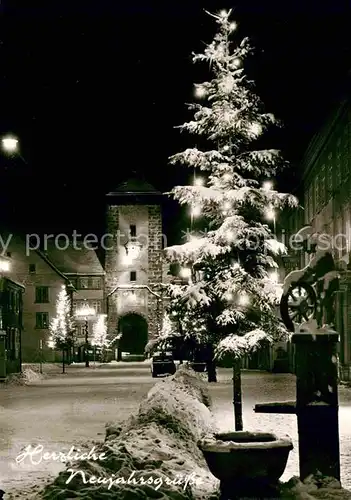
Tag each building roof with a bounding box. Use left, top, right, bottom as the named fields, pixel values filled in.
left=106, top=178, right=162, bottom=197
left=42, top=241, right=105, bottom=276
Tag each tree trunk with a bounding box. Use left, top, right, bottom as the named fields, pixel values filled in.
left=62, top=349, right=65, bottom=374
left=233, top=358, right=243, bottom=430
left=206, top=343, right=217, bottom=382
left=207, top=359, right=217, bottom=382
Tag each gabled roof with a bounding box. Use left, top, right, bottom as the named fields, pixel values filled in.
left=106, top=178, right=162, bottom=197
left=41, top=241, right=105, bottom=276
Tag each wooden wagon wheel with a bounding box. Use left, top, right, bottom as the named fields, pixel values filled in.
left=280, top=282, right=317, bottom=332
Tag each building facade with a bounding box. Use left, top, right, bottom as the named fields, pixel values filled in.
left=284, top=98, right=351, bottom=379
left=0, top=178, right=166, bottom=368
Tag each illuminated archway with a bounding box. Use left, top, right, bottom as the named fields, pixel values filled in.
left=118, top=313, right=148, bottom=355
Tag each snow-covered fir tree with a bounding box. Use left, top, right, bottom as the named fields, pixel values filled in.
left=92, top=314, right=109, bottom=362
left=48, top=285, right=75, bottom=370
left=164, top=9, right=297, bottom=429
left=92, top=314, right=108, bottom=348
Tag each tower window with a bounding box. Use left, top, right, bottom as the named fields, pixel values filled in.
left=130, top=271, right=136, bottom=282
left=130, top=224, right=136, bottom=238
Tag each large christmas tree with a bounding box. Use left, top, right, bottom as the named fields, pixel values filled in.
left=164, top=9, right=297, bottom=429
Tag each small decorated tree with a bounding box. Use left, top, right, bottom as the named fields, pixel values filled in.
left=48, top=284, right=75, bottom=372
left=92, top=314, right=109, bottom=362
left=165, top=9, right=297, bottom=429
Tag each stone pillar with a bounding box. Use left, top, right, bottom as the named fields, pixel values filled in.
left=147, top=205, right=163, bottom=339
left=105, top=205, right=119, bottom=337
left=293, top=331, right=340, bottom=481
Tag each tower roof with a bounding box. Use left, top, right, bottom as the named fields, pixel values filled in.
left=106, top=177, right=162, bottom=204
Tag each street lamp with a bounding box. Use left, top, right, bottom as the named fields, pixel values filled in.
left=2, top=136, right=18, bottom=153
left=75, top=304, right=96, bottom=367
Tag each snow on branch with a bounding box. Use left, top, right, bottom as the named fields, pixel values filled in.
left=169, top=148, right=226, bottom=170
left=264, top=238, right=287, bottom=255
left=165, top=238, right=229, bottom=264
left=216, top=328, right=273, bottom=360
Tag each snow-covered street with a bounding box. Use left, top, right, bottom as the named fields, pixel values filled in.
left=1, top=364, right=351, bottom=497
left=0, top=362, right=155, bottom=497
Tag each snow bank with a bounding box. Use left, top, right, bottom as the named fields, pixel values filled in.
left=4, top=368, right=45, bottom=386
left=35, top=365, right=219, bottom=499
left=279, top=473, right=351, bottom=499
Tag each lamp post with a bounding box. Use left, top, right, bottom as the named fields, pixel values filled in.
left=75, top=304, right=96, bottom=367
left=0, top=259, right=10, bottom=380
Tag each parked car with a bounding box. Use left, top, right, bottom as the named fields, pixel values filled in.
left=190, top=361, right=206, bottom=372
left=151, top=351, right=176, bottom=378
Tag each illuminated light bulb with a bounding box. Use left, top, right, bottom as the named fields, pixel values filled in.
left=0, top=260, right=10, bottom=272
left=229, top=21, right=237, bottom=31
left=220, top=9, right=228, bottom=17
left=194, top=86, right=206, bottom=99
left=233, top=58, right=242, bottom=68
left=238, top=293, right=250, bottom=307
left=248, top=122, right=262, bottom=137
left=194, top=177, right=204, bottom=186
left=180, top=267, right=192, bottom=279
left=263, top=180, right=273, bottom=191
left=221, top=75, right=235, bottom=94
left=265, top=207, right=275, bottom=221
left=2, top=136, right=18, bottom=152
left=269, top=271, right=279, bottom=283
left=191, top=205, right=202, bottom=218
left=223, top=173, right=232, bottom=182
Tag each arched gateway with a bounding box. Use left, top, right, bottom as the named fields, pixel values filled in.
left=118, top=313, right=148, bottom=355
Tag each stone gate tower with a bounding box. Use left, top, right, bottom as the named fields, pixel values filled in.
left=105, top=178, right=164, bottom=356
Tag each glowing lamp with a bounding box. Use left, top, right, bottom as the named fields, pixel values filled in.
left=265, top=207, right=275, bottom=221
left=194, top=177, right=204, bottom=186
left=0, top=260, right=10, bottom=272
left=191, top=205, right=202, bottom=218
left=76, top=305, right=96, bottom=318
left=179, top=267, right=191, bottom=279
left=238, top=293, right=250, bottom=307
left=263, top=181, right=273, bottom=191
left=194, top=86, right=206, bottom=99
left=2, top=136, right=18, bottom=153
left=229, top=22, right=237, bottom=31
left=233, top=58, right=242, bottom=68
left=220, top=9, right=228, bottom=17
left=124, top=240, right=142, bottom=261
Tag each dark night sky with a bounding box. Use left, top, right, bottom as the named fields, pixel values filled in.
left=0, top=0, right=350, bottom=242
